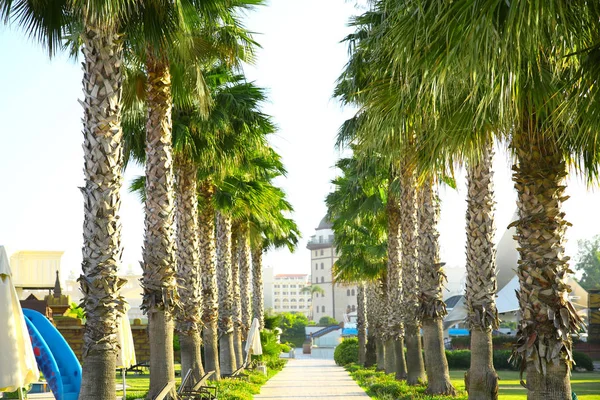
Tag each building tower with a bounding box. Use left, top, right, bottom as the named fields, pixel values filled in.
left=306, top=216, right=357, bottom=322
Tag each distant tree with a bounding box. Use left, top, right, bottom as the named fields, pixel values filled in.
left=300, top=285, right=325, bottom=296
left=574, top=236, right=600, bottom=290
left=278, top=312, right=308, bottom=347
left=319, top=316, right=339, bottom=325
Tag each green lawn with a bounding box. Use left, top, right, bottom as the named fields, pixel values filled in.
left=348, top=365, right=600, bottom=400
left=450, top=370, right=600, bottom=400
left=115, top=363, right=284, bottom=400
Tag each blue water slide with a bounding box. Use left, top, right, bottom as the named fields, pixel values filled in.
left=23, top=309, right=82, bottom=400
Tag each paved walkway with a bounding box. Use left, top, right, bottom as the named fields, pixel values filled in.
left=254, top=358, right=369, bottom=399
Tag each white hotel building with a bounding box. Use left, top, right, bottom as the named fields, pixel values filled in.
left=306, top=217, right=357, bottom=322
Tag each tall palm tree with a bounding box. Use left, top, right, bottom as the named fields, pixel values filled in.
left=127, top=3, right=260, bottom=394
left=174, top=156, right=204, bottom=380
left=300, top=284, right=324, bottom=320
left=250, top=192, right=300, bottom=329
left=370, top=2, right=595, bottom=398
left=216, top=210, right=237, bottom=375
left=237, top=220, right=253, bottom=341
left=0, top=3, right=142, bottom=398
left=417, top=178, right=455, bottom=395
left=327, top=152, right=388, bottom=369
left=230, top=221, right=244, bottom=365
left=463, top=137, right=499, bottom=399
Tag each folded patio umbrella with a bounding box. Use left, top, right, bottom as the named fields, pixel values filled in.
left=244, top=318, right=263, bottom=357
left=0, top=245, right=40, bottom=393
left=116, top=305, right=136, bottom=398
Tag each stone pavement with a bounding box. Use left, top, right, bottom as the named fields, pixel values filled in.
left=253, top=358, right=369, bottom=399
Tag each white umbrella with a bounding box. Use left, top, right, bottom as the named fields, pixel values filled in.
left=116, top=305, right=136, bottom=398
left=244, top=318, right=263, bottom=358
left=0, top=245, right=40, bottom=397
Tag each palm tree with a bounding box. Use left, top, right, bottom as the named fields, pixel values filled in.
left=230, top=221, right=244, bottom=366
left=250, top=193, right=300, bottom=329
left=127, top=3, right=260, bottom=394
left=362, top=1, right=598, bottom=397
left=300, top=285, right=324, bottom=320
left=463, top=136, right=500, bottom=399
left=327, top=152, right=388, bottom=370
left=174, top=156, right=204, bottom=380
left=0, top=3, right=144, bottom=398
left=417, top=178, right=456, bottom=395
left=216, top=210, right=237, bottom=375
left=237, top=221, right=253, bottom=343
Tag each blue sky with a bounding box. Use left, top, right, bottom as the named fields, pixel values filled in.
left=1, top=1, right=599, bottom=281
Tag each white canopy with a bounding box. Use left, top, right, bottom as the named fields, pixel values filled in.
left=0, top=245, right=40, bottom=392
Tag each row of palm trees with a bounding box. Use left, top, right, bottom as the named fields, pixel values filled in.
left=1, top=1, right=299, bottom=400
left=327, top=2, right=600, bottom=400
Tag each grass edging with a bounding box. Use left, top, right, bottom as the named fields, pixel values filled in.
left=346, top=364, right=600, bottom=400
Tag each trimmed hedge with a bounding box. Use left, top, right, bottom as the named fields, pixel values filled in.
left=444, top=349, right=593, bottom=371
left=334, top=337, right=359, bottom=366
left=574, top=351, right=594, bottom=371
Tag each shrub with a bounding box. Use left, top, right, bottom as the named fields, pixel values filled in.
left=318, top=316, right=338, bottom=325
left=369, top=381, right=404, bottom=398
left=443, top=349, right=519, bottom=370
left=574, top=351, right=594, bottom=371
left=334, top=337, right=359, bottom=366
left=492, top=350, right=518, bottom=370
left=279, top=342, right=291, bottom=353
left=445, top=350, right=471, bottom=369
left=264, top=314, right=282, bottom=330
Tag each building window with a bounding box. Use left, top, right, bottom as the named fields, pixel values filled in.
left=320, top=263, right=324, bottom=270
left=315, top=293, right=319, bottom=298
left=274, top=285, right=280, bottom=288
left=274, top=291, right=279, bottom=295
left=351, top=289, right=355, bottom=296
left=322, top=306, right=325, bottom=313
left=315, top=250, right=317, bottom=256
left=347, top=289, right=351, bottom=296
left=352, top=305, right=356, bottom=312
left=283, top=292, right=288, bottom=295
left=320, top=249, right=324, bottom=255
left=315, top=264, right=318, bottom=270
left=321, top=277, right=324, bottom=283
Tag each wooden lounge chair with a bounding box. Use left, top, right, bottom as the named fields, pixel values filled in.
left=126, top=360, right=150, bottom=375
left=152, top=381, right=176, bottom=400
left=178, top=369, right=217, bottom=400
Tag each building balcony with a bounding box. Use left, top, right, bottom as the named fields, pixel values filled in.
left=306, top=235, right=335, bottom=250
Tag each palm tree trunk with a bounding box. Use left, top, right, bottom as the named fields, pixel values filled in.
left=199, top=181, right=220, bottom=379
left=374, top=278, right=387, bottom=371
left=464, top=138, right=499, bottom=400
left=174, top=159, right=204, bottom=381
left=231, top=222, right=244, bottom=366
left=78, top=26, right=126, bottom=400
left=418, top=178, right=456, bottom=395
left=400, top=167, right=426, bottom=385
left=252, top=246, right=265, bottom=329
left=394, top=338, right=407, bottom=380
left=511, top=131, right=582, bottom=400
left=365, top=281, right=379, bottom=369
left=376, top=339, right=385, bottom=371
left=385, top=185, right=404, bottom=378
left=217, top=211, right=237, bottom=375
left=238, top=222, right=253, bottom=340
left=142, top=53, right=178, bottom=399
left=384, top=339, right=395, bottom=374
left=357, top=283, right=367, bottom=366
